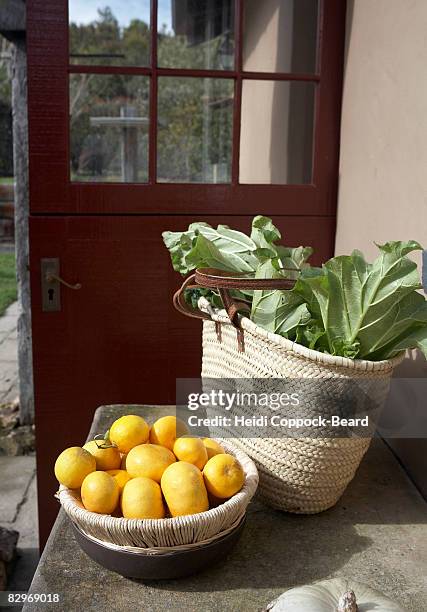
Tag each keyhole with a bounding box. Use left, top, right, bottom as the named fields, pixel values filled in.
left=48, top=288, right=54, bottom=302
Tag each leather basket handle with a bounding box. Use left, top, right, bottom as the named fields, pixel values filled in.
left=173, top=267, right=297, bottom=351
left=194, top=267, right=296, bottom=291
left=173, top=274, right=212, bottom=322
left=196, top=267, right=296, bottom=326
left=173, top=268, right=299, bottom=352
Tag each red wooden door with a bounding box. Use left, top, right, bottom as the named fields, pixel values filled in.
left=27, top=0, right=346, bottom=546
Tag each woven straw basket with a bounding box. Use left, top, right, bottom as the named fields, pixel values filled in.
left=173, top=268, right=404, bottom=515
left=57, top=439, right=258, bottom=551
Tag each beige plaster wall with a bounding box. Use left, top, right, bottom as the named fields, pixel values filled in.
left=336, top=0, right=427, bottom=495
left=336, top=0, right=427, bottom=267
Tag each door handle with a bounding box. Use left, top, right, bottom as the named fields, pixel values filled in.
left=41, top=258, right=81, bottom=312
left=45, top=273, right=82, bottom=291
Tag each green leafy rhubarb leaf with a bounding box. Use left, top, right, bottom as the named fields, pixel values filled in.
left=164, top=223, right=260, bottom=274
left=364, top=292, right=427, bottom=359
left=295, top=323, right=328, bottom=351
left=250, top=215, right=282, bottom=248
left=199, top=224, right=257, bottom=253
left=186, top=234, right=239, bottom=271
left=340, top=241, right=423, bottom=357
left=382, top=327, right=427, bottom=359
left=250, top=215, right=313, bottom=277
left=251, top=259, right=311, bottom=336
left=293, top=241, right=426, bottom=359
left=293, top=268, right=329, bottom=332
left=194, top=234, right=257, bottom=272
left=275, top=245, right=314, bottom=279
left=162, top=222, right=212, bottom=274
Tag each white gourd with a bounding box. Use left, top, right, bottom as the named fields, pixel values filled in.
left=265, top=579, right=405, bottom=612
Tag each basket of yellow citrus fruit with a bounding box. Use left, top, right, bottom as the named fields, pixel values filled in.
left=54, top=413, right=258, bottom=578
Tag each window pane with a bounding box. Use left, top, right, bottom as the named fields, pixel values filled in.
left=157, top=77, right=233, bottom=183
left=243, top=0, right=318, bottom=74
left=69, top=1, right=151, bottom=66
left=70, top=74, right=149, bottom=183
left=158, top=0, right=235, bottom=70
left=239, top=80, right=315, bottom=184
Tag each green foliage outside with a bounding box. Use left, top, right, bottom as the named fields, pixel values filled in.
left=69, top=7, right=233, bottom=183
left=0, top=253, right=17, bottom=317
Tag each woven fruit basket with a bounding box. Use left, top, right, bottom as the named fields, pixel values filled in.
left=57, top=439, right=258, bottom=550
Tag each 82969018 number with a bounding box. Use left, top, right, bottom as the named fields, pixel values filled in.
left=1, top=592, right=60, bottom=606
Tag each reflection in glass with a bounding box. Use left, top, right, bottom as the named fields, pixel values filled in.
left=69, top=0, right=151, bottom=66
left=239, top=80, right=315, bottom=184
left=157, top=77, right=233, bottom=183
left=243, top=0, right=318, bottom=74
left=70, top=74, right=149, bottom=182
left=158, top=0, right=235, bottom=70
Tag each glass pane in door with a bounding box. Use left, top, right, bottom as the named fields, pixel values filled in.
left=157, top=77, right=234, bottom=183
left=69, top=0, right=151, bottom=66
left=70, top=74, right=149, bottom=182
left=239, top=80, right=315, bottom=184
left=158, top=0, right=235, bottom=70
left=243, top=0, right=318, bottom=73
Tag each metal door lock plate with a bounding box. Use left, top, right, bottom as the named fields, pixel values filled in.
left=41, top=258, right=61, bottom=312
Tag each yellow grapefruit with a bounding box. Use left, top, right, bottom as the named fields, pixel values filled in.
left=161, top=461, right=209, bottom=517
left=149, top=415, right=189, bottom=450
left=121, top=477, right=165, bottom=519
left=54, top=447, right=96, bottom=489
left=203, top=454, right=245, bottom=499
left=83, top=439, right=121, bottom=471
left=109, top=415, right=149, bottom=454
left=106, top=469, right=132, bottom=493
left=81, top=471, right=119, bottom=514
left=126, top=444, right=175, bottom=482
left=203, top=438, right=225, bottom=460
left=173, top=437, right=208, bottom=470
